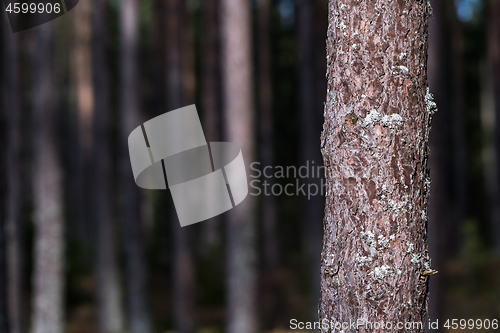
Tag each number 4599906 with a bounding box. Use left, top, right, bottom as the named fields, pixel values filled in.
left=443, top=319, right=498, bottom=330
left=5, top=2, right=61, bottom=14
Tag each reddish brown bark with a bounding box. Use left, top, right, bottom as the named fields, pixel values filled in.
left=320, top=0, right=433, bottom=331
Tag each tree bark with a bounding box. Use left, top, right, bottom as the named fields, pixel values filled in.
left=119, top=1, right=152, bottom=332
left=320, top=1, right=433, bottom=331
left=221, top=0, right=257, bottom=332
left=93, top=0, right=125, bottom=331
left=31, top=23, right=65, bottom=333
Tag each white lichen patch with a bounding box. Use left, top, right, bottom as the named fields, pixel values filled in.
left=388, top=199, right=400, bottom=215
left=356, top=254, right=373, bottom=266
left=361, top=109, right=381, bottom=127
left=406, top=242, right=414, bottom=253
left=390, top=234, right=395, bottom=241
left=425, top=87, right=438, bottom=114
left=381, top=113, right=404, bottom=129
left=372, top=265, right=395, bottom=279
left=377, top=235, right=389, bottom=250
left=395, top=65, right=409, bottom=75
left=399, top=52, right=407, bottom=61
left=421, top=210, right=428, bottom=222
left=360, top=231, right=375, bottom=246
left=411, top=253, right=421, bottom=265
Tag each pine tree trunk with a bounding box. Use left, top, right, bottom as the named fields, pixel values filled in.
left=119, top=0, right=151, bottom=332
left=320, top=1, right=433, bottom=331
left=31, top=23, right=65, bottom=333
left=93, top=0, right=125, bottom=331
left=221, top=0, right=257, bottom=332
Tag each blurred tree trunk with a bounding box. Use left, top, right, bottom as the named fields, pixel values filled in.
left=0, top=14, right=9, bottom=333
left=3, top=17, right=25, bottom=333
left=427, top=0, right=450, bottom=329
left=258, top=0, right=278, bottom=268
left=31, top=23, right=65, bottom=333
left=221, top=0, right=257, bottom=332
left=71, top=0, right=94, bottom=252
left=297, top=0, right=325, bottom=315
left=320, top=0, right=432, bottom=329
left=448, top=0, right=466, bottom=253
left=119, top=0, right=151, bottom=332
left=201, top=0, right=222, bottom=248
left=165, top=1, right=196, bottom=332
left=93, top=0, right=125, bottom=331
left=488, top=0, right=500, bottom=253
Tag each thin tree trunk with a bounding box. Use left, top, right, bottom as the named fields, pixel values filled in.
left=258, top=0, right=279, bottom=268
left=201, top=0, right=222, bottom=248
left=119, top=1, right=151, bottom=332
left=93, top=0, right=125, bottom=331
left=3, top=16, right=24, bottom=333
left=221, top=0, right=257, bottom=332
left=427, top=0, right=450, bottom=329
left=71, top=0, right=94, bottom=252
left=165, top=1, right=197, bottom=331
left=488, top=0, right=500, bottom=253
left=31, top=23, right=65, bottom=333
left=320, top=0, right=432, bottom=330
left=298, top=0, right=325, bottom=316
left=448, top=0, right=466, bottom=254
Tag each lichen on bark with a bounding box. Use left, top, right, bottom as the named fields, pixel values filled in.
left=320, top=0, right=433, bottom=332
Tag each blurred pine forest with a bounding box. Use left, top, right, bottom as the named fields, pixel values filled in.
left=0, top=0, right=499, bottom=332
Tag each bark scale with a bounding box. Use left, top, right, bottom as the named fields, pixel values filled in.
left=320, top=1, right=433, bottom=331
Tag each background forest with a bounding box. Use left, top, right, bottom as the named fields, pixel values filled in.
left=0, top=0, right=499, bottom=332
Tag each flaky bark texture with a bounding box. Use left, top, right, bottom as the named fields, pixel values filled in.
left=320, top=1, right=433, bottom=331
